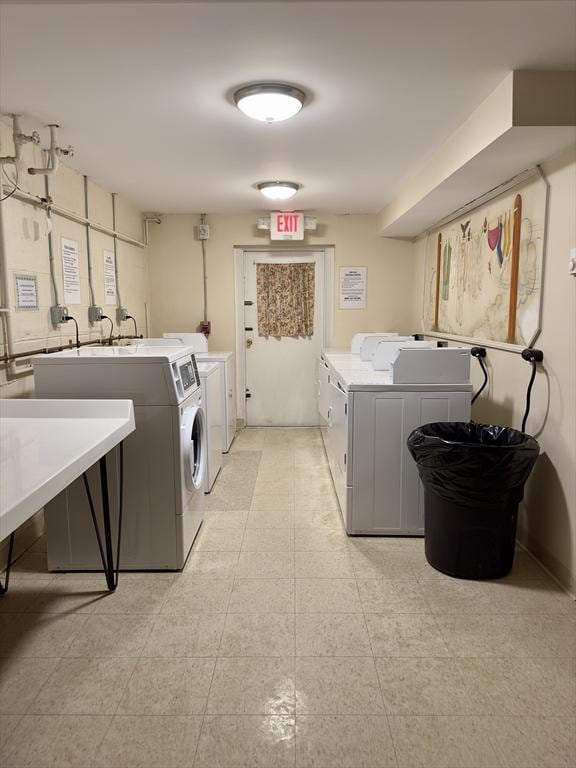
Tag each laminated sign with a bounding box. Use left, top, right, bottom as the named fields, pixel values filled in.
left=339, top=267, right=367, bottom=309
left=61, top=238, right=81, bottom=304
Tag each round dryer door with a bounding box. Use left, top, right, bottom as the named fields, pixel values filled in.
left=181, top=405, right=206, bottom=491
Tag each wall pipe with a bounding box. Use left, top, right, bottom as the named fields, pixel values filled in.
left=0, top=334, right=142, bottom=364
left=200, top=213, right=208, bottom=323
left=111, top=193, right=122, bottom=313
left=44, top=175, right=60, bottom=308
left=28, top=125, right=60, bottom=176
left=0, top=115, right=23, bottom=166
left=84, top=175, right=96, bottom=307
left=7, top=187, right=150, bottom=248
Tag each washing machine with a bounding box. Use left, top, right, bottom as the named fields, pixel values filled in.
left=163, top=335, right=237, bottom=452
left=197, top=361, right=223, bottom=492
left=33, top=346, right=206, bottom=571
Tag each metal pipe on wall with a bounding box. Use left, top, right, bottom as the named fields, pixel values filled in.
left=0, top=204, right=33, bottom=380
left=1, top=334, right=142, bottom=364
left=111, top=193, right=123, bottom=312
left=84, top=175, right=96, bottom=307
left=28, top=124, right=60, bottom=176
left=44, top=175, right=60, bottom=308
left=200, top=213, right=208, bottom=322
left=8, top=187, right=148, bottom=248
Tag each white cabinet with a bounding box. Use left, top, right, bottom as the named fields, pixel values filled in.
left=349, top=389, right=469, bottom=534
left=318, top=356, right=471, bottom=536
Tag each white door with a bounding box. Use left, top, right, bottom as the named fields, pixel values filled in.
left=244, top=251, right=325, bottom=426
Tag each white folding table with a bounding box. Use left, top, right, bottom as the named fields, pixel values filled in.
left=0, top=399, right=135, bottom=594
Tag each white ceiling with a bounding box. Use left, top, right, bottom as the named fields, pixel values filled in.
left=1, top=1, right=575, bottom=214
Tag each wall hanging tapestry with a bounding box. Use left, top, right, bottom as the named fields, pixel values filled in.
left=257, top=262, right=315, bottom=337
left=422, top=171, right=547, bottom=346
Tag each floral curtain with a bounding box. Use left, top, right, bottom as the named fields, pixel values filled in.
left=256, top=262, right=315, bottom=337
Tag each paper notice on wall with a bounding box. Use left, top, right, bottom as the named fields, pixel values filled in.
left=15, top=274, right=39, bottom=310
left=103, top=249, right=117, bottom=305
left=339, top=267, right=367, bottom=309
left=61, top=238, right=81, bottom=304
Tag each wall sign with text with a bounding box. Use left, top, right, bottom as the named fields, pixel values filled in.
left=339, top=267, right=367, bottom=309
left=15, top=273, right=39, bottom=311
left=270, top=212, right=304, bottom=240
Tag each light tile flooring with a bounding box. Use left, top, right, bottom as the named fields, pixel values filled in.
left=1, top=427, right=574, bottom=768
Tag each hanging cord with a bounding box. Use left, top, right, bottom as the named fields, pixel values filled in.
left=470, top=347, right=488, bottom=405
left=126, top=315, right=138, bottom=337
left=101, top=315, right=114, bottom=345
left=520, top=348, right=544, bottom=433
left=64, top=314, right=80, bottom=349
left=1, top=164, right=20, bottom=202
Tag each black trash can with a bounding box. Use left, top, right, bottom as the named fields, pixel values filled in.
left=407, top=422, right=540, bottom=580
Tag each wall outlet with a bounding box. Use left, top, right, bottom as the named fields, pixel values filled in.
left=50, top=305, right=69, bottom=326
left=88, top=305, right=104, bottom=323
left=116, top=307, right=129, bottom=323
left=196, top=223, right=210, bottom=240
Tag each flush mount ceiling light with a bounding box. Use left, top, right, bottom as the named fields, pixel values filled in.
left=258, top=181, right=300, bottom=200
left=234, top=83, right=306, bottom=123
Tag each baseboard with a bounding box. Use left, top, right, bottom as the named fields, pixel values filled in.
left=0, top=511, right=44, bottom=571
left=516, top=532, right=575, bottom=598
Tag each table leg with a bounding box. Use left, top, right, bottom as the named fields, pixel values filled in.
left=0, top=533, right=15, bottom=595
left=83, top=442, right=124, bottom=592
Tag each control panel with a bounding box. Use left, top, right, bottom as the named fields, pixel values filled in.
left=171, top=354, right=200, bottom=401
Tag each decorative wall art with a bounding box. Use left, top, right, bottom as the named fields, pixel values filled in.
left=422, top=172, right=547, bottom=346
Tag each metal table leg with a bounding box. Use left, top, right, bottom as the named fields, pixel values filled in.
left=0, top=533, right=15, bottom=595
left=82, top=442, right=124, bottom=591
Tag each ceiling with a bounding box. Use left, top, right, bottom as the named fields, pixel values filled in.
left=1, top=1, right=575, bottom=214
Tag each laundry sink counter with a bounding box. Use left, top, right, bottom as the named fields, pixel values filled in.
left=0, top=399, right=135, bottom=540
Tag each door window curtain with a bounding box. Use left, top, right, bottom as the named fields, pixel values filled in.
left=256, top=262, right=315, bottom=337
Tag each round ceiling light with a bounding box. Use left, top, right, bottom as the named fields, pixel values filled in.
left=234, top=83, right=305, bottom=123
left=258, top=181, right=300, bottom=200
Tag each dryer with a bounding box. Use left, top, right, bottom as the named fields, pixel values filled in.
left=197, top=361, right=223, bottom=492
left=33, top=346, right=206, bottom=570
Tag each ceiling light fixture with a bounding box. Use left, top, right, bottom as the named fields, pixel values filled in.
left=234, top=83, right=305, bottom=123
left=258, top=181, right=300, bottom=200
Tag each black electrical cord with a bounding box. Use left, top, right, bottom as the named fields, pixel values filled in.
left=471, top=355, right=488, bottom=405
left=521, top=360, right=537, bottom=433
left=64, top=314, right=80, bottom=349
left=126, top=315, right=138, bottom=337
left=101, top=315, right=114, bottom=345
left=1, top=164, right=20, bottom=202
left=470, top=347, right=488, bottom=406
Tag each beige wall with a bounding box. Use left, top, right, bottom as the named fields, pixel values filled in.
left=147, top=213, right=416, bottom=350
left=412, top=145, right=576, bottom=593
left=0, top=120, right=150, bottom=399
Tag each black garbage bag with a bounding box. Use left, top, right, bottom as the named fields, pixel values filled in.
left=407, top=422, right=540, bottom=579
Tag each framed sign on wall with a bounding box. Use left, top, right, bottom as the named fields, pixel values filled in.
left=422, top=171, right=548, bottom=347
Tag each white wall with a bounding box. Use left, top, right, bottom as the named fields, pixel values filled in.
left=0, top=120, right=150, bottom=399
left=0, top=118, right=150, bottom=558
left=147, top=213, right=416, bottom=351
left=412, top=145, right=576, bottom=593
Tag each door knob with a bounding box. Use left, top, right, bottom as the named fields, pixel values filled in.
left=246, top=338, right=253, bottom=348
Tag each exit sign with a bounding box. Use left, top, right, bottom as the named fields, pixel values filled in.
left=270, top=212, right=304, bottom=240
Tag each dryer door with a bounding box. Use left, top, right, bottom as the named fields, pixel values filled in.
left=181, top=405, right=206, bottom=491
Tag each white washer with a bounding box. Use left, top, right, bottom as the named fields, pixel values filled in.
left=135, top=338, right=236, bottom=453
left=197, top=361, right=223, bottom=492
left=33, top=346, right=206, bottom=571
left=194, top=352, right=236, bottom=452
left=161, top=335, right=237, bottom=452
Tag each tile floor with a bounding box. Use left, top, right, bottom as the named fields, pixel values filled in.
left=0, top=427, right=574, bottom=768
